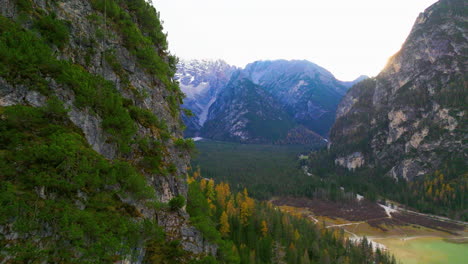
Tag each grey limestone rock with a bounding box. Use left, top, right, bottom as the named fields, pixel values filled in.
left=330, top=0, right=467, bottom=181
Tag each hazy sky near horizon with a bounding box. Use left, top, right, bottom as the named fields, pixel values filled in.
left=154, top=0, right=438, bottom=80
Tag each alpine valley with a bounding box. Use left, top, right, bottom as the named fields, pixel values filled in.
left=0, top=0, right=466, bottom=264
left=191, top=0, right=467, bottom=263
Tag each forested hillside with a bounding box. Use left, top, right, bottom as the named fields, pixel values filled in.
left=0, top=0, right=206, bottom=262
left=186, top=173, right=397, bottom=264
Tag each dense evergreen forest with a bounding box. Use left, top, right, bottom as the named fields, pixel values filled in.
left=192, top=141, right=372, bottom=203
left=186, top=172, right=397, bottom=264
left=307, top=150, right=468, bottom=221
left=192, top=141, right=320, bottom=199
left=193, top=141, right=467, bottom=221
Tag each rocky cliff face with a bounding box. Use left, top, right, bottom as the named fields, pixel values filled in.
left=176, top=59, right=236, bottom=137
left=0, top=0, right=214, bottom=262
left=330, top=0, right=467, bottom=180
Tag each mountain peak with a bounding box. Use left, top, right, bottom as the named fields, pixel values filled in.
left=244, top=59, right=337, bottom=84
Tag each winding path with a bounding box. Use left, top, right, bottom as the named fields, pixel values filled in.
left=320, top=202, right=468, bottom=251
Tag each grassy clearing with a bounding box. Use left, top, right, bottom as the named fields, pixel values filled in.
left=373, top=237, right=468, bottom=264
left=273, top=199, right=467, bottom=264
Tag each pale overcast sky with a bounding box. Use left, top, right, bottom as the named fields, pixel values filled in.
left=154, top=0, right=438, bottom=80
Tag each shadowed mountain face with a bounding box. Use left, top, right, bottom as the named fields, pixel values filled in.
left=242, top=60, right=352, bottom=136
left=179, top=59, right=363, bottom=143
left=329, top=0, right=467, bottom=181
left=201, top=71, right=296, bottom=143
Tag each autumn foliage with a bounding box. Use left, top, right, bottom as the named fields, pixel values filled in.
left=186, top=171, right=397, bottom=264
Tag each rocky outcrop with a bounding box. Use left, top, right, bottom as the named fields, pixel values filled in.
left=158, top=211, right=217, bottom=256
left=335, top=152, right=365, bottom=170
left=329, top=0, right=467, bottom=181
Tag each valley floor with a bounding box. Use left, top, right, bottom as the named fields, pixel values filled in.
left=192, top=140, right=468, bottom=263
left=271, top=197, right=468, bottom=264
left=373, top=236, right=467, bottom=264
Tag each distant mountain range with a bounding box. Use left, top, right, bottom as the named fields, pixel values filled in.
left=178, top=59, right=367, bottom=144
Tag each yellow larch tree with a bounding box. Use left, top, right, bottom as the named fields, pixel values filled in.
left=200, top=178, right=207, bottom=191
left=294, top=229, right=300, bottom=241
left=207, top=198, right=216, bottom=215
left=226, top=198, right=237, bottom=217
left=220, top=211, right=230, bottom=237
left=289, top=242, right=296, bottom=251
left=235, top=192, right=243, bottom=207
left=206, top=179, right=215, bottom=201
left=260, top=220, right=268, bottom=237
left=243, top=188, right=249, bottom=200
left=240, top=201, right=250, bottom=226
left=193, top=167, right=201, bottom=180
left=240, top=196, right=255, bottom=226
left=215, top=182, right=231, bottom=209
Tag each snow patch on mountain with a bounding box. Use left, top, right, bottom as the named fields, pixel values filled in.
left=199, top=95, right=217, bottom=126
left=180, top=82, right=210, bottom=99
left=176, top=59, right=237, bottom=135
